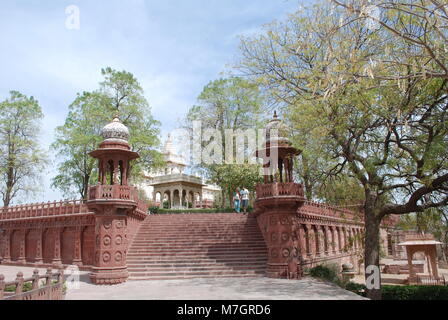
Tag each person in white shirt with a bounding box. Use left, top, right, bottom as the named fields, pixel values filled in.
left=241, top=187, right=250, bottom=214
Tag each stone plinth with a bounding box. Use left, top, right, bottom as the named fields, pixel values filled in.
left=254, top=182, right=305, bottom=279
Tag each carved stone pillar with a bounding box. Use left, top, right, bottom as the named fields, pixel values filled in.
left=52, top=228, right=62, bottom=266
left=307, top=225, right=315, bottom=258
left=90, top=205, right=129, bottom=285
left=179, top=188, right=183, bottom=208
left=324, top=226, right=331, bottom=255
left=72, top=226, right=83, bottom=266
left=315, top=226, right=322, bottom=257
left=2, top=230, right=11, bottom=263
left=341, top=227, right=347, bottom=252
left=256, top=212, right=302, bottom=279
left=330, top=226, right=337, bottom=254
left=35, top=228, right=44, bottom=264
left=16, top=230, right=26, bottom=264
left=297, top=224, right=308, bottom=261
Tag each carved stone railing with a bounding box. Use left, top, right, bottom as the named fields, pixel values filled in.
left=0, top=268, right=65, bottom=300
left=149, top=173, right=203, bottom=186
left=405, top=233, right=435, bottom=241
left=410, top=274, right=446, bottom=286
left=88, top=185, right=140, bottom=202
left=300, top=200, right=362, bottom=222
left=0, top=200, right=89, bottom=221
left=256, top=182, right=305, bottom=198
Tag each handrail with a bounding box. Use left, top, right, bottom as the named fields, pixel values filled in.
left=0, top=200, right=89, bottom=220
left=0, top=268, right=64, bottom=300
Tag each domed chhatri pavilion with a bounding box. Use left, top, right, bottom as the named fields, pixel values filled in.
left=141, top=134, right=220, bottom=209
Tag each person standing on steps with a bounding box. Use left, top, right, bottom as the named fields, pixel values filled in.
left=241, top=187, right=250, bottom=214
left=233, top=188, right=241, bottom=213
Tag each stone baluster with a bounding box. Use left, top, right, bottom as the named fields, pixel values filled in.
left=31, top=269, right=39, bottom=299
left=45, top=268, right=52, bottom=300
left=0, top=274, right=4, bottom=300
left=15, top=272, right=24, bottom=296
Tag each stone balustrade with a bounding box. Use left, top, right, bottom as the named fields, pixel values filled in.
left=300, top=200, right=361, bottom=222
left=256, top=182, right=305, bottom=198
left=88, top=185, right=140, bottom=202
left=405, top=233, right=435, bottom=241
left=0, top=200, right=89, bottom=220
left=149, top=173, right=203, bottom=185
left=0, top=268, right=64, bottom=300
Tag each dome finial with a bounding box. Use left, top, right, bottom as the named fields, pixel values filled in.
left=273, top=110, right=278, bottom=119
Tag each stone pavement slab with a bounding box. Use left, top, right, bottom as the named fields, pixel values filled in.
left=65, top=277, right=366, bottom=300
left=0, top=265, right=366, bottom=300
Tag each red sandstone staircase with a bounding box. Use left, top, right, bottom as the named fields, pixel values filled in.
left=127, top=213, right=267, bottom=280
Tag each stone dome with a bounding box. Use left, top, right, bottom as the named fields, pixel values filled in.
left=101, top=117, right=130, bottom=142
left=265, top=111, right=292, bottom=146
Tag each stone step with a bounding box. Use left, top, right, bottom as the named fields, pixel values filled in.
left=127, top=213, right=267, bottom=280
left=126, top=256, right=267, bottom=264
left=128, top=265, right=267, bottom=273
left=130, top=242, right=265, bottom=246
left=128, top=258, right=267, bottom=269
left=128, top=274, right=265, bottom=281
left=127, top=252, right=268, bottom=258
left=128, top=269, right=266, bottom=278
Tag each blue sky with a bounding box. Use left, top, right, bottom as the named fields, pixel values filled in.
left=0, top=0, right=302, bottom=203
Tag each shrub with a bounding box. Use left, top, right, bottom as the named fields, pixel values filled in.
left=4, top=282, right=33, bottom=293
left=345, top=282, right=367, bottom=297
left=148, top=206, right=159, bottom=214
left=309, top=264, right=340, bottom=283
left=344, top=283, right=448, bottom=300
left=381, top=285, right=448, bottom=300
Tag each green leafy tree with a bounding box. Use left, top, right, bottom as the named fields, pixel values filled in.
left=0, top=91, right=47, bottom=207
left=237, top=2, right=448, bottom=299
left=183, top=77, right=266, bottom=207
left=52, top=68, right=162, bottom=199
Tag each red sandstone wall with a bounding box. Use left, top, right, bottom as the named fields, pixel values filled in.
left=25, top=230, right=39, bottom=262
left=10, top=231, right=22, bottom=261
left=82, top=226, right=95, bottom=266
left=61, top=228, right=75, bottom=264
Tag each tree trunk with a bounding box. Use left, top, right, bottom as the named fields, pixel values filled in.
left=82, top=174, right=90, bottom=201
left=221, top=190, right=226, bottom=208
left=301, top=155, right=313, bottom=199
left=364, top=197, right=382, bottom=300
left=229, top=190, right=233, bottom=208
left=3, top=166, right=14, bottom=207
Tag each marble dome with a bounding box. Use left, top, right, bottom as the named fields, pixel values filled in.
left=101, top=117, right=130, bottom=142
left=265, top=111, right=291, bottom=146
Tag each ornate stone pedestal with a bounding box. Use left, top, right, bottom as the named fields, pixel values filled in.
left=254, top=183, right=305, bottom=279
left=87, top=205, right=131, bottom=285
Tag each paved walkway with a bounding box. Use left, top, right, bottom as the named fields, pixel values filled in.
left=0, top=265, right=365, bottom=300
